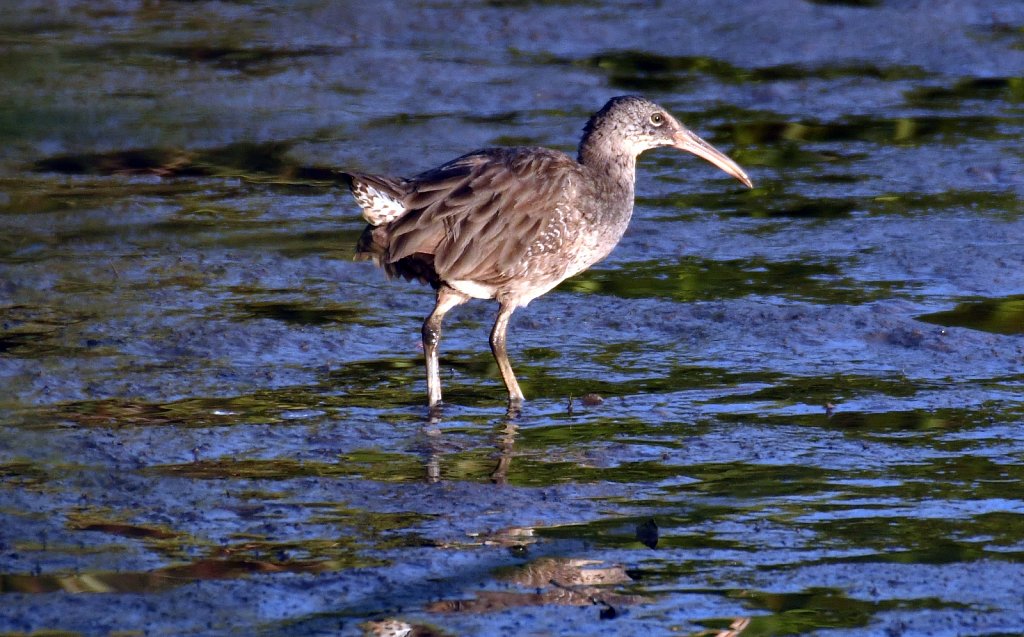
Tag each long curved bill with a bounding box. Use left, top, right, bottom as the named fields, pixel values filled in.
left=673, top=129, right=753, bottom=188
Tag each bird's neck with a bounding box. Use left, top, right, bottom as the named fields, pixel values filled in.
left=577, top=134, right=637, bottom=197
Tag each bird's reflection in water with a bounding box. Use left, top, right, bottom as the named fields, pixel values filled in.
left=419, top=403, right=521, bottom=484
left=421, top=408, right=444, bottom=484
left=489, top=409, right=519, bottom=485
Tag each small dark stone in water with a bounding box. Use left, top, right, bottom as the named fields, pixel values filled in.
left=635, top=518, right=659, bottom=549
left=598, top=601, right=618, bottom=620
left=881, top=326, right=925, bottom=348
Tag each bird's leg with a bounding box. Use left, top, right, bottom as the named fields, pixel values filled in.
left=423, top=287, right=466, bottom=409
left=490, top=302, right=525, bottom=404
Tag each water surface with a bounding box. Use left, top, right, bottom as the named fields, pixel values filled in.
left=2, top=1, right=1023, bottom=635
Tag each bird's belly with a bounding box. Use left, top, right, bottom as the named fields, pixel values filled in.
left=503, top=235, right=617, bottom=307
left=448, top=279, right=499, bottom=300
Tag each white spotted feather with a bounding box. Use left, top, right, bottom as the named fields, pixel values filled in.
left=351, top=180, right=407, bottom=226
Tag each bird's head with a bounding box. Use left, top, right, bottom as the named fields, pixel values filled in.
left=581, top=95, right=753, bottom=188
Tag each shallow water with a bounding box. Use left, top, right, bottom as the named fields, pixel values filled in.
left=1, top=1, right=1023, bottom=635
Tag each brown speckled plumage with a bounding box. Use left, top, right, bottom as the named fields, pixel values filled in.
left=345, top=96, right=752, bottom=411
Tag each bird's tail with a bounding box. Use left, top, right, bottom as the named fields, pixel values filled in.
left=346, top=171, right=440, bottom=288
left=354, top=224, right=388, bottom=266
left=355, top=223, right=439, bottom=288
left=341, top=171, right=409, bottom=226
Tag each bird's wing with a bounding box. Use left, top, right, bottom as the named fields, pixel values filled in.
left=386, top=148, right=578, bottom=286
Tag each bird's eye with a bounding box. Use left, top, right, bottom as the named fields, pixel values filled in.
left=650, top=112, right=665, bottom=126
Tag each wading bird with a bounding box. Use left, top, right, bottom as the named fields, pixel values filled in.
left=345, top=96, right=752, bottom=411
